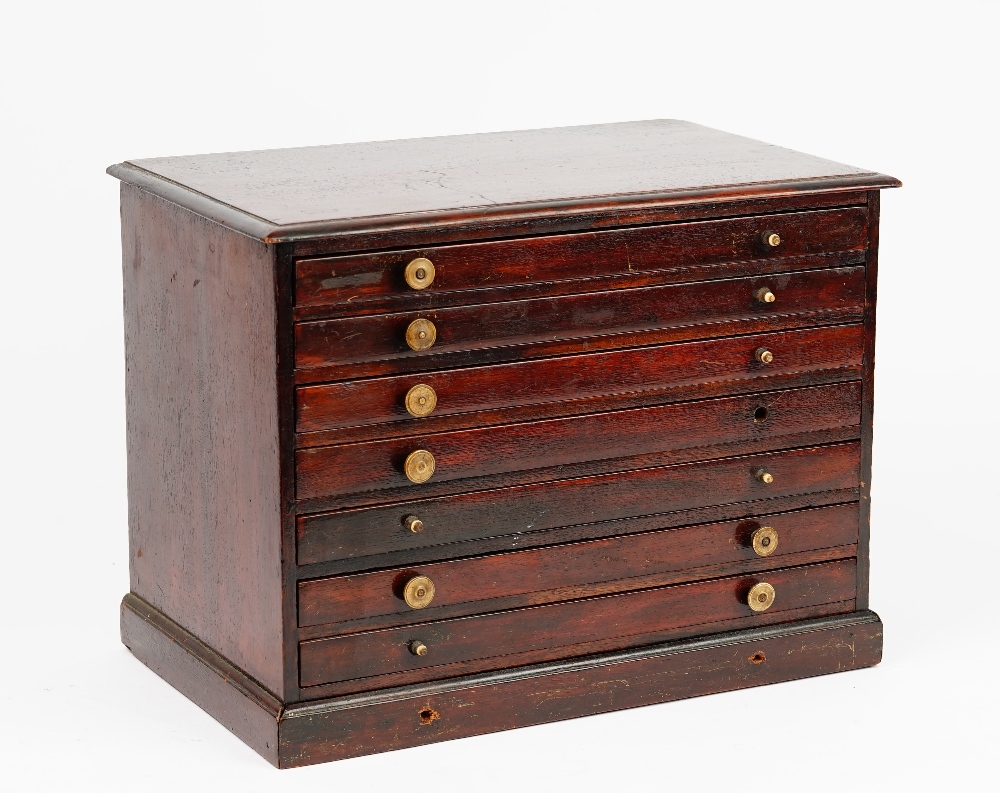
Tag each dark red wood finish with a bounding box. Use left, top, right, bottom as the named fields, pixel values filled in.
left=297, top=323, right=864, bottom=437
left=297, top=382, right=861, bottom=501
left=294, top=206, right=867, bottom=315
left=297, top=442, right=861, bottom=565
left=299, top=559, right=857, bottom=687
left=298, top=502, right=859, bottom=629
left=295, top=267, right=864, bottom=371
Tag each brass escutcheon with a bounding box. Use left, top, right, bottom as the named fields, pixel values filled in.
left=405, top=318, right=437, bottom=351
left=404, top=257, right=436, bottom=290
left=405, top=384, right=438, bottom=417
left=404, top=576, right=436, bottom=609
left=747, top=582, right=776, bottom=612
left=755, top=287, right=776, bottom=303
left=751, top=526, right=779, bottom=557
left=404, top=450, right=436, bottom=483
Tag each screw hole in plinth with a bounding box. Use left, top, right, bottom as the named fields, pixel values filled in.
left=749, top=652, right=766, bottom=665
left=419, top=707, right=440, bottom=725
left=754, top=406, right=768, bottom=423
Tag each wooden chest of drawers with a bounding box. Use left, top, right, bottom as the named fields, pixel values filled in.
left=109, top=120, right=899, bottom=767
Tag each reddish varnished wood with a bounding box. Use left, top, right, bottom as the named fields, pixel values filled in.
left=294, top=207, right=867, bottom=315
left=298, top=559, right=857, bottom=687
left=298, top=502, right=859, bottom=629
left=295, top=266, right=864, bottom=371
left=296, top=382, right=861, bottom=501
left=297, top=441, right=861, bottom=565
left=120, top=185, right=286, bottom=697
left=297, top=324, right=864, bottom=436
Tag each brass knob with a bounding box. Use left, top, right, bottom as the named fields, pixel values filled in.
left=405, top=318, right=437, bottom=351
left=754, top=468, right=774, bottom=484
left=404, top=257, right=435, bottom=290
left=404, top=450, right=436, bottom=483
left=403, top=515, right=424, bottom=533
left=755, top=287, right=776, bottom=303
left=755, top=347, right=774, bottom=364
left=747, top=582, right=776, bottom=612
left=751, top=526, right=779, bottom=556
left=761, top=231, right=781, bottom=248
left=409, top=640, right=429, bottom=656
left=403, top=576, right=436, bottom=609
left=405, top=384, right=438, bottom=417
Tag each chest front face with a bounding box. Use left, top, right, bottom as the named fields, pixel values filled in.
left=112, top=120, right=897, bottom=767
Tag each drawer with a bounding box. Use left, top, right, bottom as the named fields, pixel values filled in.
left=296, top=381, right=861, bottom=501
left=297, top=441, right=861, bottom=565
left=294, top=266, right=864, bottom=372
left=298, top=502, right=859, bottom=629
left=295, top=207, right=868, bottom=315
left=298, top=558, right=857, bottom=687
left=297, top=323, right=864, bottom=437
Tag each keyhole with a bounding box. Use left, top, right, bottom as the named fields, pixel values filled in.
left=754, top=406, right=769, bottom=423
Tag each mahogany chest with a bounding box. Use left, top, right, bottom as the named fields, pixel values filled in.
left=109, top=120, right=899, bottom=767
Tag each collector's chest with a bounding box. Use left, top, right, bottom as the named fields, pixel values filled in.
left=110, top=120, right=899, bottom=767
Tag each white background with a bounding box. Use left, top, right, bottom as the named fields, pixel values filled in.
left=1, top=1, right=997, bottom=790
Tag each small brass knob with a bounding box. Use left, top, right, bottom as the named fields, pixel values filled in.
left=409, top=640, right=429, bottom=656
left=747, top=582, right=776, bottom=612
left=761, top=231, right=781, bottom=248
left=755, top=347, right=774, bottom=364
left=405, top=318, right=437, bottom=351
left=755, top=287, right=776, bottom=303
left=404, top=450, right=436, bottom=483
left=405, top=384, right=438, bottom=417
left=754, top=468, right=774, bottom=484
left=751, top=526, right=779, bottom=556
left=403, top=576, right=436, bottom=609
left=404, top=257, right=436, bottom=290
left=403, top=515, right=424, bottom=533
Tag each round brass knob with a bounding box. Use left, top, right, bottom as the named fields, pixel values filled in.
left=404, top=450, right=436, bottom=483
left=761, top=231, right=781, bottom=248
left=755, top=347, right=774, bottom=364
left=754, top=468, right=774, bottom=484
left=747, top=582, right=776, bottom=612
left=755, top=287, right=776, bottom=304
left=403, top=515, right=424, bottom=533
left=404, top=257, right=436, bottom=290
left=404, top=384, right=438, bottom=417
left=409, top=640, right=429, bottom=656
left=751, top=526, right=779, bottom=557
left=403, top=576, right=436, bottom=609
left=405, top=318, right=437, bottom=351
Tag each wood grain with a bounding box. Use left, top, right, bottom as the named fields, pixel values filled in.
left=299, top=559, right=857, bottom=687
left=298, top=502, right=859, bottom=629
left=296, top=382, right=861, bottom=501
left=295, top=206, right=867, bottom=315
left=297, top=441, right=861, bottom=565
left=120, top=185, right=286, bottom=696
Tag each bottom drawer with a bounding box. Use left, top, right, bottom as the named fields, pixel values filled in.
left=299, top=558, right=856, bottom=688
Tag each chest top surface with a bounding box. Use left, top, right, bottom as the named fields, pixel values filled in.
left=108, top=120, right=899, bottom=242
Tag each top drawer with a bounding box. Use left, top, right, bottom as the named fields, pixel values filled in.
left=295, top=207, right=867, bottom=315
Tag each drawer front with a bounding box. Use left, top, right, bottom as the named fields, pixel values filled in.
left=296, top=382, right=861, bottom=501
left=295, top=266, right=864, bottom=371
left=298, top=558, right=857, bottom=687
left=295, top=207, right=868, bottom=313
left=297, top=324, right=864, bottom=436
left=298, top=502, right=859, bottom=629
left=297, top=441, right=861, bottom=565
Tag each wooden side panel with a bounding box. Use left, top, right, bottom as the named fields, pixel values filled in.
left=280, top=612, right=883, bottom=767
left=120, top=185, right=285, bottom=696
